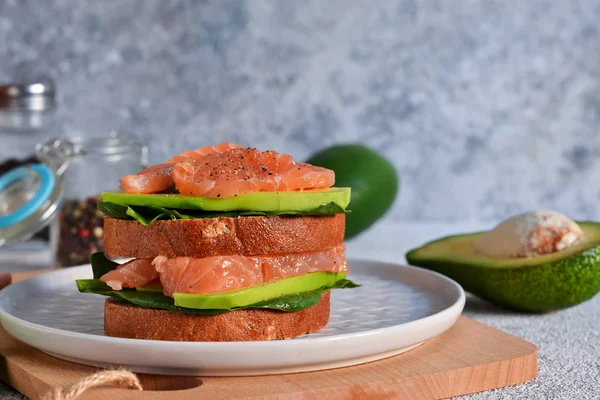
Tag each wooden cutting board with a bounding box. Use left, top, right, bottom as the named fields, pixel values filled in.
left=0, top=315, right=537, bottom=400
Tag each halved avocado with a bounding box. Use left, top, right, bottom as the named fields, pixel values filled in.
left=173, top=271, right=347, bottom=309
left=406, top=221, right=600, bottom=312
left=101, top=188, right=350, bottom=212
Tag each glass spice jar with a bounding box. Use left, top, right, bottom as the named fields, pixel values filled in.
left=0, top=77, right=57, bottom=245
left=36, top=133, right=147, bottom=267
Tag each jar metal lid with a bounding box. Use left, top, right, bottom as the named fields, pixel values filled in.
left=0, top=164, right=62, bottom=248
left=0, top=77, right=56, bottom=111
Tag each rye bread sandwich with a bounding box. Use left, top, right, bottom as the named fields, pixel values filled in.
left=76, top=142, right=358, bottom=341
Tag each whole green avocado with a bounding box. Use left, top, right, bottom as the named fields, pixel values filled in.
left=306, top=144, right=399, bottom=239
left=406, top=222, right=600, bottom=312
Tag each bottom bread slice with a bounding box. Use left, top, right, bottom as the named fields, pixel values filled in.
left=104, top=291, right=331, bottom=341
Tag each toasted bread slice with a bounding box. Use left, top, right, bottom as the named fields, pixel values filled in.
left=103, top=215, right=345, bottom=258
left=104, top=291, right=330, bottom=341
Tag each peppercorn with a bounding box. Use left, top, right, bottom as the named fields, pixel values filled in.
left=56, top=196, right=105, bottom=267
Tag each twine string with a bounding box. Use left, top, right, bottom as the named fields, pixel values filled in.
left=42, top=369, right=143, bottom=400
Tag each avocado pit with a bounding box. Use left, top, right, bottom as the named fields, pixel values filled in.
left=474, top=210, right=583, bottom=258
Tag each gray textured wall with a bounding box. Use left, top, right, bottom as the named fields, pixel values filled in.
left=1, top=0, right=599, bottom=222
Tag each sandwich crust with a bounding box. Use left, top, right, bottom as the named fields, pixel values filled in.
left=104, top=292, right=330, bottom=341
left=103, top=214, right=345, bottom=258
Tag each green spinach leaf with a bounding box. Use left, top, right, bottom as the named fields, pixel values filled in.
left=97, top=201, right=349, bottom=226
left=76, top=278, right=361, bottom=314
left=76, top=279, right=228, bottom=315
left=90, top=252, right=119, bottom=279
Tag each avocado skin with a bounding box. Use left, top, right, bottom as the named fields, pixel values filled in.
left=406, top=246, right=600, bottom=312
left=306, top=144, right=399, bottom=239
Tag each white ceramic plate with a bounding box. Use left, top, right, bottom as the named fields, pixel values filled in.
left=0, top=259, right=465, bottom=376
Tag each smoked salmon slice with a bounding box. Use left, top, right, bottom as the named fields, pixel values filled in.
left=155, top=245, right=347, bottom=296
left=119, top=163, right=175, bottom=194
left=118, top=142, right=244, bottom=194
left=99, top=246, right=347, bottom=296
left=100, top=258, right=158, bottom=290
left=166, top=142, right=244, bottom=163
left=172, top=147, right=335, bottom=198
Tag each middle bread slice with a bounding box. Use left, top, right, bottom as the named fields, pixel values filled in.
left=103, top=214, right=346, bottom=259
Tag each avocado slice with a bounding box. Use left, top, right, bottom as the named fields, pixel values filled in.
left=101, top=188, right=350, bottom=213
left=406, top=221, right=600, bottom=312
left=173, top=271, right=347, bottom=309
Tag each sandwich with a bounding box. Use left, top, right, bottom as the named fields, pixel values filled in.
left=76, top=143, right=358, bottom=341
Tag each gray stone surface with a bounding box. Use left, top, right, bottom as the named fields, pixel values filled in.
left=0, top=385, right=22, bottom=400
left=461, top=295, right=600, bottom=400
left=1, top=0, right=600, bottom=222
